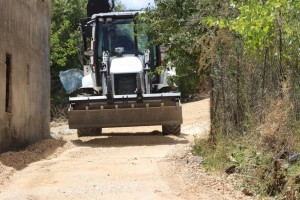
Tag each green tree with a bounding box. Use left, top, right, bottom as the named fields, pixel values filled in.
left=51, top=0, right=126, bottom=79
left=141, top=0, right=202, bottom=95
left=115, top=0, right=126, bottom=11
left=50, top=0, right=86, bottom=78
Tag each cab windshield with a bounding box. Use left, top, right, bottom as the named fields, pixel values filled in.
left=97, top=18, right=148, bottom=57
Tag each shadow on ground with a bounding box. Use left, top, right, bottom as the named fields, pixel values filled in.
left=72, top=131, right=189, bottom=148
left=0, top=132, right=188, bottom=170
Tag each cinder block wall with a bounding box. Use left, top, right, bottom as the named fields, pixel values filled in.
left=0, top=0, right=51, bottom=152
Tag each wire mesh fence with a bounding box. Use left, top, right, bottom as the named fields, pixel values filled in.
left=51, top=79, right=69, bottom=121
left=206, top=29, right=300, bottom=139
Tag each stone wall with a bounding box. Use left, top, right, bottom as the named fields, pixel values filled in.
left=0, top=0, right=51, bottom=152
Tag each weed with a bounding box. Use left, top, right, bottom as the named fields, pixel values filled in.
left=193, top=129, right=300, bottom=198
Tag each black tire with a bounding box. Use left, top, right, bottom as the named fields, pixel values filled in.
left=162, top=124, right=181, bottom=136
left=77, top=128, right=102, bottom=137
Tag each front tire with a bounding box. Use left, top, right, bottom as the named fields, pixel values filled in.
left=77, top=128, right=102, bottom=137
left=162, top=124, right=181, bottom=136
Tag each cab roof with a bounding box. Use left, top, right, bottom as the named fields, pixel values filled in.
left=91, top=11, right=145, bottom=19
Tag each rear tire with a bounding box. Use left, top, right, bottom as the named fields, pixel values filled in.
left=77, top=128, right=102, bottom=137
left=162, top=124, right=181, bottom=136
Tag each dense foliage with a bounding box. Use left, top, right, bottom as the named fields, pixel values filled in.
left=205, top=0, right=300, bottom=135
left=141, top=0, right=203, bottom=95
left=51, top=0, right=86, bottom=78
left=143, top=0, right=300, bottom=197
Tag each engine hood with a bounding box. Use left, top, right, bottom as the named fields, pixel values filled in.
left=110, top=56, right=143, bottom=74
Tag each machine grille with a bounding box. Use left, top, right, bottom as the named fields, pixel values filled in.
left=114, top=74, right=137, bottom=95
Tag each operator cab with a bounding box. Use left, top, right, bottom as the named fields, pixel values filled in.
left=100, top=18, right=136, bottom=55
left=80, top=11, right=169, bottom=95
left=81, top=12, right=159, bottom=69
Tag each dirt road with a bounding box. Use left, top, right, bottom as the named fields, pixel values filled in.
left=0, top=99, right=248, bottom=200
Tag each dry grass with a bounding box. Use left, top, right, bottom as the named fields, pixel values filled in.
left=194, top=90, right=300, bottom=198
left=258, top=98, right=293, bottom=152
left=258, top=83, right=300, bottom=153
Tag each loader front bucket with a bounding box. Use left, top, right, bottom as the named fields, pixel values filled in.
left=68, top=93, right=183, bottom=129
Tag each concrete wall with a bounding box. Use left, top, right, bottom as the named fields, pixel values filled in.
left=0, top=0, right=51, bottom=152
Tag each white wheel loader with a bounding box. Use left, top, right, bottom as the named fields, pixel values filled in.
left=68, top=4, right=182, bottom=137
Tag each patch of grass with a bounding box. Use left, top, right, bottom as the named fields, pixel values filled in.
left=192, top=133, right=264, bottom=172
left=194, top=97, right=300, bottom=198
left=192, top=131, right=300, bottom=198
left=192, top=134, right=227, bottom=172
